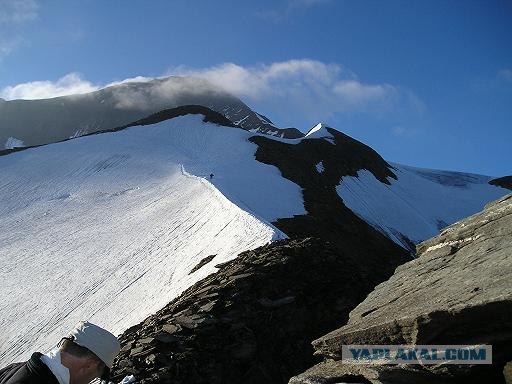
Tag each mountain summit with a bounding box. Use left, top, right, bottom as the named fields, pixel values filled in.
left=304, top=122, right=333, bottom=139
left=0, top=76, right=303, bottom=150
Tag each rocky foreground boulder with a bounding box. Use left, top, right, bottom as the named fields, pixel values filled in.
left=109, top=237, right=406, bottom=384
left=290, top=194, right=512, bottom=384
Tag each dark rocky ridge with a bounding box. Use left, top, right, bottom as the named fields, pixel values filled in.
left=490, top=176, right=512, bottom=190
left=110, top=238, right=406, bottom=384
left=290, top=194, right=512, bottom=384
left=108, top=125, right=412, bottom=383
left=117, top=105, right=238, bottom=129
left=0, top=105, right=239, bottom=158
left=188, top=254, right=217, bottom=275
left=249, top=127, right=414, bottom=259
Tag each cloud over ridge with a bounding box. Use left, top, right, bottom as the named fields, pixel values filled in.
left=169, top=60, right=414, bottom=121
left=1, top=59, right=421, bottom=127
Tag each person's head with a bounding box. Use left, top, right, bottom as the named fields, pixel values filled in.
left=59, top=321, right=120, bottom=384
left=59, top=338, right=106, bottom=384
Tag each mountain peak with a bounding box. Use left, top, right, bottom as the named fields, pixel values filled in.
left=305, top=122, right=325, bottom=134
left=304, top=122, right=335, bottom=142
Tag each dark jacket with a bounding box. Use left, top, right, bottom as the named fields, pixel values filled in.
left=0, top=353, right=59, bottom=384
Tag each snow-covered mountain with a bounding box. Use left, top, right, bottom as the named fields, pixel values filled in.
left=0, top=107, right=508, bottom=366
left=0, top=76, right=303, bottom=151
left=0, top=112, right=305, bottom=366
left=337, top=164, right=506, bottom=248
left=250, top=123, right=509, bottom=251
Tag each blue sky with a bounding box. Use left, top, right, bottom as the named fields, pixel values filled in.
left=0, top=0, right=511, bottom=176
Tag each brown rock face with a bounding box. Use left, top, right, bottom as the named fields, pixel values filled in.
left=290, top=194, right=512, bottom=384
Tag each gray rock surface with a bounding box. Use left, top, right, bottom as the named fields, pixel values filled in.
left=291, top=194, right=512, bottom=384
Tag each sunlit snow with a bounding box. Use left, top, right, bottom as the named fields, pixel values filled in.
left=336, top=163, right=507, bottom=248
left=0, top=115, right=305, bottom=365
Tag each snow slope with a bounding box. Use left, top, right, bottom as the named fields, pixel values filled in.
left=336, top=163, right=507, bottom=248
left=0, top=115, right=305, bottom=365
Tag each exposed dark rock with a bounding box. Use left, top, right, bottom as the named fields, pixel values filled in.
left=118, top=105, right=236, bottom=129
left=290, top=194, right=512, bottom=384
left=0, top=145, right=36, bottom=157
left=249, top=127, right=412, bottom=260
left=489, top=176, right=512, bottom=190
left=289, top=359, right=495, bottom=384
left=273, top=127, right=305, bottom=139
left=110, top=237, right=407, bottom=384
left=189, top=254, right=217, bottom=275
left=0, top=105, right=239, bottom=158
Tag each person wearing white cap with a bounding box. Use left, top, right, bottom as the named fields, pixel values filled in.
left=0, top=321, right=120, bottom=384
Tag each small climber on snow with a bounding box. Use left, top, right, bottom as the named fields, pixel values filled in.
left=209, top=173, right=214, bottom=180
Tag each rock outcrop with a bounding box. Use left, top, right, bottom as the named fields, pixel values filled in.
left=290, top=194, right=512, bottom=384
left=490, top=176, right=512, bottom=190
left=250, top=127, right=414, bottom=258
left=109, top=237, right=406, bottom=384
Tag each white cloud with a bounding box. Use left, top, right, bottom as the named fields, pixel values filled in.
left=333, top=80, right=395, bottom=105
left=0, top=0, right=38, bottom=24
left=169, top=60, right=404, bottom=119
left=1, top=60, right=421, bottom=129
left=105, top=76, right=153, bottom=88
left=0, top=73, right=99, bottom=100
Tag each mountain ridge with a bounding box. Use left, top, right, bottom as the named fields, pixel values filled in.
left=1, top=105, right=508, bottom=251
left=0, top=76, right=304, bottom=150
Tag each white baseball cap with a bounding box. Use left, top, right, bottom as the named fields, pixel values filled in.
left=67, top=321, right=120, bottom=368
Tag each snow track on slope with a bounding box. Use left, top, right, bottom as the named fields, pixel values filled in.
left=0, top=115, right=304, bottom=365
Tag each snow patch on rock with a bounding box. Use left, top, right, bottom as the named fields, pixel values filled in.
left=304, top=123, right=335, bottom=144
